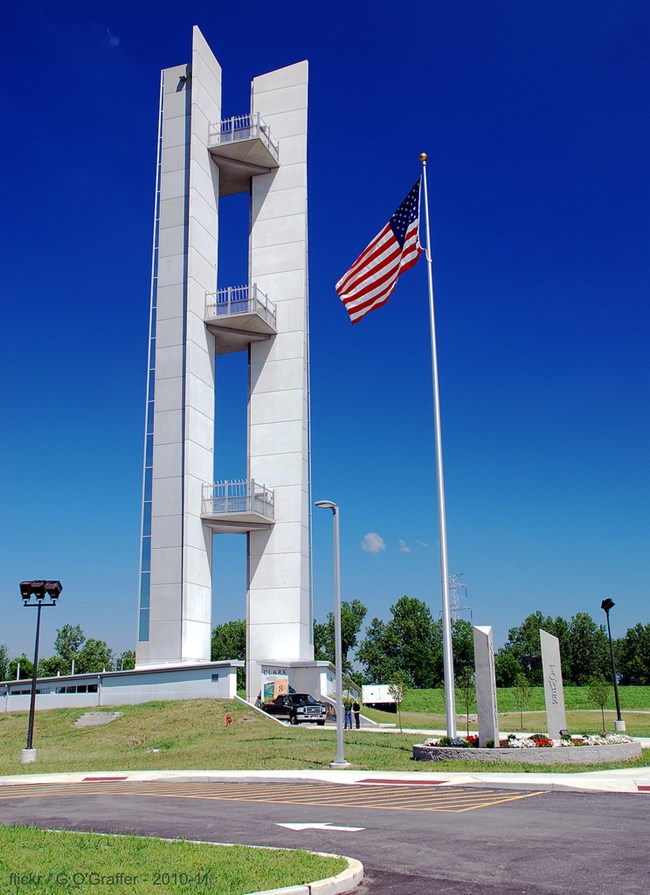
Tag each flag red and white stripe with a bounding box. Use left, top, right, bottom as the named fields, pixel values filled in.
left=335, top=179, right=423, bottom=324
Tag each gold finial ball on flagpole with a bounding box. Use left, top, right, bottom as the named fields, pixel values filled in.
left=419, top=152, right=427, bottom=162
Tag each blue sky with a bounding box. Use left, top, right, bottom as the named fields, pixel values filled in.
left=2, top=1, right=648, bottom=661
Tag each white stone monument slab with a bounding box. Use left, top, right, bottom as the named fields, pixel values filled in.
left=472, top=625, right=499, bottom=747
left=540, top=629, right=567, bottom=739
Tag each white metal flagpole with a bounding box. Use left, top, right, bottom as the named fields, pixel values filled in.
left=419, top=152, right=457, bottom=738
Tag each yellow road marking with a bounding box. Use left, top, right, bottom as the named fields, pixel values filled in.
left=0, top=781, right=546, bottom=813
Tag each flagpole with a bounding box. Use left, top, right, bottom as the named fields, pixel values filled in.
left=420, top=152, right=456, bottom=738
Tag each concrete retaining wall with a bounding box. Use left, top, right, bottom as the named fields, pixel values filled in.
left=413, top=741, right=642, bottom=764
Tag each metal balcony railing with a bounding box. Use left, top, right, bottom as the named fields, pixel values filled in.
left=208, top=113, right=279, bottom=160
left=202, top=480, right=275, bottom=520
left=205, top=284, right=277, bottom=330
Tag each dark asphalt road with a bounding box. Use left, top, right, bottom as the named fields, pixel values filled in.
left=0, top=782, right=646, bottom=894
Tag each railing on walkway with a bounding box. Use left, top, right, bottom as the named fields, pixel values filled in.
left=208, top=113, right=279, bottom=160
left=205, top=284, right=276, bottom=330
left=202, top=480, right=274, bottom=520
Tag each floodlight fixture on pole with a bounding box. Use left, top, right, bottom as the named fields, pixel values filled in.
left=20, top=580, right=62, bottom=764
left=600, top=598, right=625, bottom=732
left=314, top=500, right=350, bottom=768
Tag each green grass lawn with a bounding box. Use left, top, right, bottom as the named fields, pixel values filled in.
left=0, top=826, right=346, bottom=895
left=0, top=698, right=648, bottom=776
left=401, top=685, right=650, bottom=713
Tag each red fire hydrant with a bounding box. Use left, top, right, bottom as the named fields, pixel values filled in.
left=225, top=713, right=233, bottom=727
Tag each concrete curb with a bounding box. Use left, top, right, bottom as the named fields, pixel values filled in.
left=245, top=855, right=363, bottom=895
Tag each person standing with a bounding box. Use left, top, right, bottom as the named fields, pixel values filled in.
left=343, top=695, right=353, bottom=730
left=353, top=698, right=361, bottom=730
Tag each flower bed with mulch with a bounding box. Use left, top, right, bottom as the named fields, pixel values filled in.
left=413, top=733, right=642, bottom=765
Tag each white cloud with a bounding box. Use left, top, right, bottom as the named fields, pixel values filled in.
left=399, top=539, right=412, bottom=553
left=106, top=29, right=120, bottom=48
left=416, top=540, right=430, bottom=548
left=361, top=532, right=386, bottom=554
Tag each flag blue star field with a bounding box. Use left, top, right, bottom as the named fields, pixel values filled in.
left=335, top=179, right=423, bottom=324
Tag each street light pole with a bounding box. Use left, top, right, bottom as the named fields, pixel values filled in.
left=315, top=501, right=350, bottom=769
left=20, top=580, right=62, bottom=764
left=601, top=598, right=625, bottom=733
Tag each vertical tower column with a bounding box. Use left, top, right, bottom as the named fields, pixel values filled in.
left=137, top=27, right=221, bottom=666
left=247, top=63, right=312, bottom=700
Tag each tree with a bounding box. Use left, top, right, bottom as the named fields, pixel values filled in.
left=588, top=673, right=610, bottom=732
left=75, top=639, right=114, bottom=673
left=357, top=596, right=442, bottom=688
left=388, top=671, right=409, bottom=734
left=313, top=599, right=367, bottom=673
left=566, top=613, right=609, bottom=685
left=451, top=619, right=475, bottom=677
left=494, top=648, right=521, bottom=687
left=38, top=655, right=67, bottom=678
left=455, top=668, right=475, bottom=736
left=9, top=655, right=33, bottom=680
left=503, top=612, right=555, bottom=683
left=515, top=673, right=531, bottom=730
left=54, top=624, right=85, bottom=670
left=0, top=644, right=9, bottom=681
left=616, top=623, right=650, bottom=685
left=211, top=620, right=246, bottom=690
left=117, top=650, right=136, bottom=671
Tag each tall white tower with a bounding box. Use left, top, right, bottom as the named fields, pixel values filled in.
left=136, top=27, right=312, bottom=699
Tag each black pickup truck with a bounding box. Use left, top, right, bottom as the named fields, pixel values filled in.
left=260, top=693, right=327, bottom=725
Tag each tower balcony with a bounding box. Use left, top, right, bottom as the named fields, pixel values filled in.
left=205, top=284, right=277, bottom=354
left=202, top=480, right=275, bottom=533
left=208, top=113, right=280, bottom=196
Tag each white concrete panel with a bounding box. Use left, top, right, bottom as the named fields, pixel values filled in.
left=250, top=419, right=304, bottom=457
left=154, top=376, right=184, bottom=414
left=248, top=452, right=302, bottom=489
left=160, top=170, right=187, bottom=203
left=152, top=476, right=182, bottom=516
left=250, top=356, right=305, bottom=395
left=162, top=144, right=188, bottom=175
left=186, top=440, right=213, bottom=480
left=163, top=65, right=190, bottom=93
left=187, top=374, right=215, bottom=418
left=162, top=115, right=190, bottom=150
left=182, top=619, right=212, bottom=661
left=249, top=550, right=303, bottom=590
left=189, top=163, right=219, bottom=212
left=254, top=275, right=307, bottom=308
left=158, top=225, right=187, bottom=260
left=251, top=333, right=304, bottom=366
left=159, top=197, right=186, bottom=230
left=249, top=522, right=304, bottom=557
left=248, top=588, right=304, bottom=625
left=249, top=623, right=303, bottom=660
left=162, top=89, right=189, bottom=120
left=151, top=546, right=183, bottom=585
left=185, top=545, right=211, bottom=587
left=252, top=215, right=306, bottom=250
left=157, top=254, right=185, bottom=286
left=188, top=218, right=217, bottom=268
left=253, top=242, right=306, bottom=277
left=268, top=485, right=306, bottom=523
left=249, top=388, right=303, bottom=425
left=185, top=406, right=214, bottom=452
left=183, top=585, right=212, bottom=622
left=271, top=134, right=307, bottom=167
left=184, top=476, right=205, bottom=518
left=156, top=316, right=184, bottom=349
left=259, top=109, right=307, bottom=140
left=155, top=345, right=184, bottom=380
left=252, top=62, right=308, bottom=94
left=252, top=187, right=306, bottom=223
left=151, top=514, right=182, bottom=548
left=153, top=409, right=182, bottom=446
left=156, top=285, right=184, bottom=321
left=189, top=187, right=217, bottom=237
left=146, top=621, right=182, bottom=660
left=152, top=441, right=182, bottom=478
left=252, top=83, right=308, bottom=116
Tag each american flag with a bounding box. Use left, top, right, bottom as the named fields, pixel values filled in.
left=335, top=179, right=423, bottom=324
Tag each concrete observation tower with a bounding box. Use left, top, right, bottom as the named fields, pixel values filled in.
left=135, top=27, right=315, bottom=702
